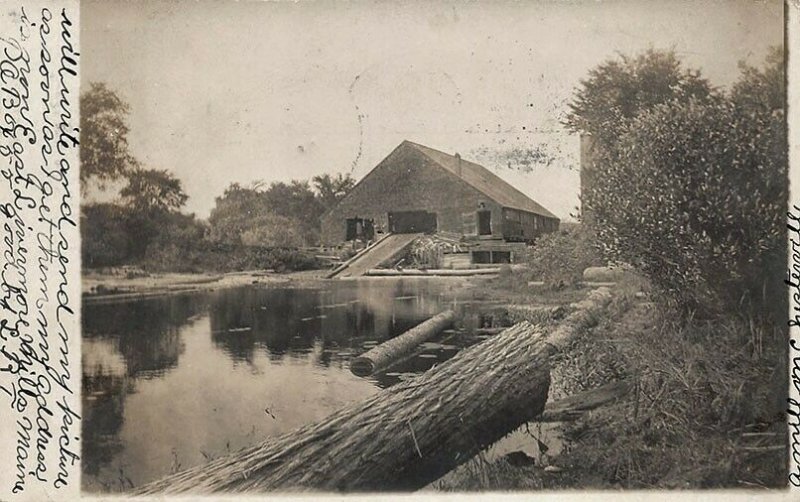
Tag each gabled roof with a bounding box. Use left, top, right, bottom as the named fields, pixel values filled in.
left=404, top=141, right=559, bottom=219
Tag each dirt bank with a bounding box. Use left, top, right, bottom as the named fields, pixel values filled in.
left=436, top=274, right=787, bottom=490
left=82, top=268, right=329, bottom=299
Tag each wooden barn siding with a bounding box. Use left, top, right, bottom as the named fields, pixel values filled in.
left=502, top=208, right=560, bottom=242
left=320, top=146, right=505, bottom=245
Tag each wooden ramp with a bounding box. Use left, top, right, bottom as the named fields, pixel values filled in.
left=329, top=233, right=423, bottom=278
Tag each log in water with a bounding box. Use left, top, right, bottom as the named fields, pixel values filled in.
left=134, top=288, right=612, bottom=495
left=365, top=268, right=500, bottom=276
left=350, top=310, right=456, bottom=376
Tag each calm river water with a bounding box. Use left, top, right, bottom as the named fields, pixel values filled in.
left=81, top=278, right=498, bottom=492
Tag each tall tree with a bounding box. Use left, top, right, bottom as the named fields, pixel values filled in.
left=207, top=183, right=268, bottom=244
left=564, top=49, right=714, bottom=145
left=567, top=48, right=786, bottom=322
left=80, top=82, right=138, bottom=190
left=120, top=168, right=188, bottom=214
left=312, top=173, right=356, bottom=211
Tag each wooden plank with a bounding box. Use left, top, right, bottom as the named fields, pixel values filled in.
left=537, top=380, right=632, bottom=422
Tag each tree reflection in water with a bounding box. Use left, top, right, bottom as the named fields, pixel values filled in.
left=81, top=279, right=468, bottom=491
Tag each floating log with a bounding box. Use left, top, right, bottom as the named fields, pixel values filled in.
left=365, top=268, right=500, bottom=276
left=350, top=310, right=456, bottom=376
left=82, top=287, right=203, bottom=305
left=135, top=322, right=550, bottom=494
left=134, top=288, right=612, bottom=495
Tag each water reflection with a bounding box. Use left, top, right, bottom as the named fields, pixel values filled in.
left=82, top=279, right=478, bottom=492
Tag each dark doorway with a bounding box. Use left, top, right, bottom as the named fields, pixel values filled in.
left=388, top=211, right=437, bottom=233
left=471, top=250, right=511, bottom=264
left=345, top=217, right=375, bottom=241
left=477, top=210, right=492, bottom=235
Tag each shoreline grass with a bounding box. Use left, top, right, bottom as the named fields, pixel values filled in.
left=438, top=272, right=788, bottom=490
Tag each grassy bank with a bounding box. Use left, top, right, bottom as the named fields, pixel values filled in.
left=551, top=284, right=787, bottom=489
left=438, top=272, right=788, bottom=490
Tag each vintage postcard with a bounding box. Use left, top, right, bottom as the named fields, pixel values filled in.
left=0, top=0, right=797, bottom=500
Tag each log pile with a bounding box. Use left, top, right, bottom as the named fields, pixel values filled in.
left=135, top=287, right=613, bottom=495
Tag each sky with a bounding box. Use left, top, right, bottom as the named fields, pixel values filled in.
left=81, top=0, right=784, bottom=220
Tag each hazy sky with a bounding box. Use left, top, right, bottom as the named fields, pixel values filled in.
left=81, top=0, right=783, bottom=219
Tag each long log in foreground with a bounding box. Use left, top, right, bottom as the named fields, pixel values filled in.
left=350, top=310, right=455, bottom=376
left=135, top=288, right=612, bottom=495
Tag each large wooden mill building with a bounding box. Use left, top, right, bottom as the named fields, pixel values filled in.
left=320, top=141, right=559, bottom=261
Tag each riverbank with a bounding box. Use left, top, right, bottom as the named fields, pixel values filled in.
left=82, top=265, right=787, bottom=490
left=82, top=268, right=329, bottom=302
left=82, top=265, right=518, bottom=305
left=436, top=272, right=788, bottom=490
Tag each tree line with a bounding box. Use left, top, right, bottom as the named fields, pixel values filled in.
left=80, top=82, right=355, bottom=272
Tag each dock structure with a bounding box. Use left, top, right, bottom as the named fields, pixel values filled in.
left=327, top=233, right=422, bottom=278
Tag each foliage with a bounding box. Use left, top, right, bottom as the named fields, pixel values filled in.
left=527, top=225, right=602, bottom=288
left=564, top=49, right=714, bottom=145
left=262, top=180, right=323, bottom=244
left=81, top=203, right=134, bottom=268
left=120, top=168, right=189, bottom=214
left=192, top=242, right=323, bottom=273
left=312, top=172, right=356, bottom=212
left=207, top=181, right=319, bottom=247
left=206, top=183, right=266, bottom=244
left=80, top=82, right=138, bottom=190
left=568, top=48, right=786, bottom=323
left=731, top=46, right=784, bottom=114
left=208, top=176, right=354, bottom=248
left=140, top=213, right=208, bottom=272
left=81, top=170, right=353, bottom=272
left=81, top=203, right=201, bottom=270
left=240, top=215, right=305, bottom=248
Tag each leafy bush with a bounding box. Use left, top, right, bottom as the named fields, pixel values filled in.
left=527, top=224, right=602, bottom=288
left=81, top=203, right=133, bottom=268
left=140, top=213, right=208, bottom=273
left=570, top=48, right=786, bottom=325
left=207, top=179, right=336, bottom=248
left=192, top=242, right=323, bottom=273
left=240, top=215, right=306, bottom=248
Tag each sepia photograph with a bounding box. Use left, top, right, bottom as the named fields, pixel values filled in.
left=76, top=0, right=788, bottom=496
